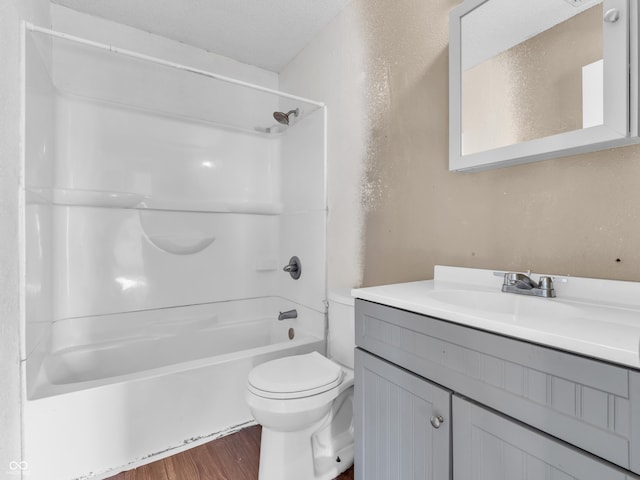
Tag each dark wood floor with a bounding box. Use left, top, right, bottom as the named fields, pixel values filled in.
left=107, top=425, right=354, bottom=480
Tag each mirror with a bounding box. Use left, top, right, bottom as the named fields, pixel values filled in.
left=449, top=0, right=639, bottom=172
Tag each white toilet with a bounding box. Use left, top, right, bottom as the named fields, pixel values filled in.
left=246, top=290, right=355, bottom=480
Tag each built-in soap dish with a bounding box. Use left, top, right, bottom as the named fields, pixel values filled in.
left=138, top=210, right=217, bottom=255
left=145, top=234, right=216, bottom=255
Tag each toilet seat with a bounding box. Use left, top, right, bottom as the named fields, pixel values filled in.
left=248, top=352, right=344, bottom=400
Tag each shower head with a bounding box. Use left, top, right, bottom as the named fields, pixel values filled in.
left=273, top=108, right=299, bottom=125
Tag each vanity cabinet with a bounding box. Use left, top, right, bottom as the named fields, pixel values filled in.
left=354, top=299, right=640, bottom=479
left=454, top=396, right=638, bottom=480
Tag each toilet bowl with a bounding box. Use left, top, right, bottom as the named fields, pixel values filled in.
left=246, top=290, right=355, bottom=480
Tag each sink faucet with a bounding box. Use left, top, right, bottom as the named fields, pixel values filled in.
left=501, top=272, right=556, bottom=298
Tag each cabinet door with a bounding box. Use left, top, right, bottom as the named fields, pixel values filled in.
left=453, top=396, right=640, bottom=480
left=355, top=349, right=451, bottom=480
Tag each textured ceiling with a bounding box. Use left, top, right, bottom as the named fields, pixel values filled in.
left=51, top=0, right=352, bottom=72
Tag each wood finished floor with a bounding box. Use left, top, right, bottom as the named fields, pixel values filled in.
left=107, top=425, right=354, bottom=480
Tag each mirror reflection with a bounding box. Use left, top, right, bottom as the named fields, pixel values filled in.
left=461, top=0, right=604, bottom=156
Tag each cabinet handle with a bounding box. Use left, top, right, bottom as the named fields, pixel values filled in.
left=430, top=415, right=445, bottom=429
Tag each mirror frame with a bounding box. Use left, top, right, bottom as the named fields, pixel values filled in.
left=449, top=0, right=640, bottom=172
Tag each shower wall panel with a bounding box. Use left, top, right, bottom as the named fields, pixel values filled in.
left=279, top=211, right=326, bottom=313
left=279, top=110, right=326, bottom=313
left=48, top=61, right=282, bottom=319
left=50, top=97, right=282, bottom=318
left=53, top=207, right=279, bottom=318
left=24, top=33, right=54, bottom=370
left=281, top=111, right=326, bottom=213
left=54, top=96, right=281, bottom=208
left=23, top=10, right=326, bottom=384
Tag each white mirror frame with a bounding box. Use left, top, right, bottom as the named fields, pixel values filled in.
left=449, top=0, right=640, bottom=172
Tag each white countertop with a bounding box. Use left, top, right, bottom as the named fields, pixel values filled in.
left=352, top=266, right=640, bottom=369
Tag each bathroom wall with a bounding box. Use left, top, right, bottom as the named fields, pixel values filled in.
left=282, top=0, right=640, bottom=288
left=0, top=0, right=50, bottom=474
left=280, top=4, right=367, bottom=290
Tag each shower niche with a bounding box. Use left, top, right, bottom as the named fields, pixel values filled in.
left=22, top=22, right=327, bottom=480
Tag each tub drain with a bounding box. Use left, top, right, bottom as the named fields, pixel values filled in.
left=288, top=328, right=295, bottom=340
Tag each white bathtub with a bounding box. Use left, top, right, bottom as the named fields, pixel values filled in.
left=45, top=316, right=301, bottom=384
left=24, top=298, right=325, bottom=480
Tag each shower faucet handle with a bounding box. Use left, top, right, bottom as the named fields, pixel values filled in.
left=283, top=256, right=302, bottom=280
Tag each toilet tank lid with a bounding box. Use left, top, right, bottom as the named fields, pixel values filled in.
left=327, top=288, right=355, bottom=306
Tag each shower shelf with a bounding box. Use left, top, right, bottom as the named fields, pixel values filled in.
left=26, top=187, right=146, bottom=209
left=24, top=187, right=283, bottom=215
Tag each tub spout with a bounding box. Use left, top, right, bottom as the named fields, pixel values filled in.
left=278, top=309, right=298, bottom=320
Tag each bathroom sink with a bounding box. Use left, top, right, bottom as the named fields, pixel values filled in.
left=423, top=289, right=579, bottom=319
left=353, top=266, right=640, bottom=368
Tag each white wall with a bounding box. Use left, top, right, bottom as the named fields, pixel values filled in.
left=0, top=0, right=50, bottom=477
left=51, top=5, right=278, bottom=89
left=279, top=3, right=367, bottom=290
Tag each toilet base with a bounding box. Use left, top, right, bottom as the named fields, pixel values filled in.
left=257, top=389, right=354, bottom=480
left=258, top=427, right=353, bottom=480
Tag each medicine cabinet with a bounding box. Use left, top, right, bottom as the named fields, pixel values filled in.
left=449, top=0, right=640, bottom=171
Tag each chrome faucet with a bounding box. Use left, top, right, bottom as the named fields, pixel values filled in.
left=278, top=309, right=298, bottom=320
left=500, top=272, right=556, bottom=298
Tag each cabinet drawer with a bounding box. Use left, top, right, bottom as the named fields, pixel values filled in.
left=356, top=299, right=640, bottom=474
left=453, top=396, right=640, bottom=480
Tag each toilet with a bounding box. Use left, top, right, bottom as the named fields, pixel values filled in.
left=246, top=290, right=355, bottom=480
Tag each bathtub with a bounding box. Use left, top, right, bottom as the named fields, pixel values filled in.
left=24, top=297, right=325, bottom=480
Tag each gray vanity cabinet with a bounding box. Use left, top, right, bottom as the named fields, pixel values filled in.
left=354, top=349, right=451, bottom=480
left=354, top=299, right=640, bottom=479
left=454, top=397, right=638, bottom=480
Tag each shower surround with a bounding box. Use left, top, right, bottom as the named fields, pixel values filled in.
left=21, top=8, right=327, bottom=480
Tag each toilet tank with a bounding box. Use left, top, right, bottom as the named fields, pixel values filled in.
left=327, top=289, right=355, bottom=369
